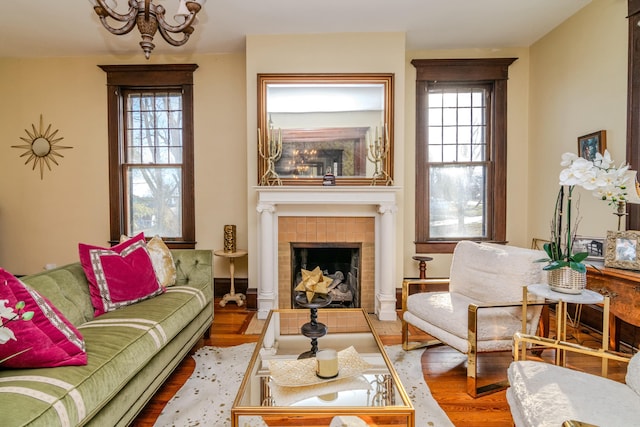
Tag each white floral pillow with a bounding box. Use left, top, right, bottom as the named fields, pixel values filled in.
left=146, top=235, right=177, bottom=287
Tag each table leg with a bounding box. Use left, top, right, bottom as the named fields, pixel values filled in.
left=602, top=296, right=610, bottom=377
left=556, top=300, right=566, bottom=366
left=220, top=258, right=246, bottom=307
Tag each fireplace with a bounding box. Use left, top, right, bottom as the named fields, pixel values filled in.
left=291, top=243, right=361, bottom=309
left=255, top=186, right=399, bottom=321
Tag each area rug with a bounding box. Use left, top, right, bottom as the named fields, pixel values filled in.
left=154, top=343, right=453, bottom=427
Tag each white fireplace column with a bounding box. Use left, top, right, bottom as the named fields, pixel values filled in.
left=376, top=202, right=398, bottom=321
left=256, top=202, right=277, bottom=319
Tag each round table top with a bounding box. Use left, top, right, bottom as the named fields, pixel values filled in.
left=528, top=283, right=604, bottom=304
left=214, top=249, right=248, bottom=258
left=412, top=255, right=434, bottom=262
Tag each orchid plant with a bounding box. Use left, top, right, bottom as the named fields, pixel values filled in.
left=540, top=150, right=630, bottom=273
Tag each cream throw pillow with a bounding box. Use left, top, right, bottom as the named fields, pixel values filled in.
left=120, top=234, right=177, bottom=287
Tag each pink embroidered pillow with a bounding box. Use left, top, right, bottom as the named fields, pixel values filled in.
left=120, top=234, right=177, bottom=287
left=79, top=233, right=165, bottom=316
left=0, top=268, right=87, bottom=368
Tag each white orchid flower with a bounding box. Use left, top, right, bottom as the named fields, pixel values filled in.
left=560, top=152, right=578, bottom=167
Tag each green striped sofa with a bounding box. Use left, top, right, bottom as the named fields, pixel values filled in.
left=0, top=249, right=213, bottom=427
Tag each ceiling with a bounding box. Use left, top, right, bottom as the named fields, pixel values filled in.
left=0, top=0, right=592, bottom=58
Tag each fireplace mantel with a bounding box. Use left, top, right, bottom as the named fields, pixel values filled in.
left=255, top=186, right=399, bottom=321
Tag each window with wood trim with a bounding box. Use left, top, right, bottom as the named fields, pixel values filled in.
left=99, top=64, right=197, bottom=248
left=412, top=58, right=516, bottom=253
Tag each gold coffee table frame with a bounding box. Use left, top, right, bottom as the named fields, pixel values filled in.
left=231, top=308, right=415, bottom=426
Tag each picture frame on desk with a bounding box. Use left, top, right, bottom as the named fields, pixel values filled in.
left=604, top=230, right=640, bottom=270
left=574, top=235, right=605, bottom=262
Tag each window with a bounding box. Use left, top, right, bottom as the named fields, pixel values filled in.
left=412, top=58, right=516, bottom=253
left=100, top=64, right=197, bottom=248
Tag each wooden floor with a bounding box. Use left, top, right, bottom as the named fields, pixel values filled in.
left=132, top=300, right=628, bottom=427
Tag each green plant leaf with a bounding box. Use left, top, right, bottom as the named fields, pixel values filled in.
left=571, top=252, right=589, bottom=263
left=569, top=261, right=587, bottom=273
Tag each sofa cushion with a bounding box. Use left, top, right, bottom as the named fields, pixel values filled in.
left=0, top=268, right=87, bottom=368
left=120, top=234, right=177, bottom=287
left=507, top=360, right=639, bottom=427
left=146, top=235, right=177, bottom=287
left=79, top=233, right=165, bottom=316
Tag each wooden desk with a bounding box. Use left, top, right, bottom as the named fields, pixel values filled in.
left=586, top=265, right=640, bottom=350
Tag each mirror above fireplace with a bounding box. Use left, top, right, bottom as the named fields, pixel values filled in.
left=257, top=73, right=394, bottom=186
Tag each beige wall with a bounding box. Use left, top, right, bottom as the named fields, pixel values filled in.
left=0, top=53, right=248, bottom=278
left=528, top=0, right=628, bottom=245
left=0, top=0, right=630, bottom=287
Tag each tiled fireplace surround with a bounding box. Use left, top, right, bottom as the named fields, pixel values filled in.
left=255, top=187, right=398, bottom=321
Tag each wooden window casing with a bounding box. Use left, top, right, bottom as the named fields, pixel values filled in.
left=412, top=58, right=516, bottom=253
left=99, top=64, right=198, bottom=248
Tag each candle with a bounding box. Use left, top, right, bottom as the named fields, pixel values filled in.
left=316, top=349, right=339, bottom=379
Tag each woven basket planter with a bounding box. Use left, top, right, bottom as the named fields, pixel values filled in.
left=548, top=267, right=586, bottom=294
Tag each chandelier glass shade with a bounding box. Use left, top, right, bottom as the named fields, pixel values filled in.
left=89, top=0, right=206, bottom=59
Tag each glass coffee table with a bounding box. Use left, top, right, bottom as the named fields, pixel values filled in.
left=231, top=308, right=415, bottom=426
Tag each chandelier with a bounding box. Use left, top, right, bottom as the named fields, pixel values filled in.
left=89, top=0, right=206, bottom=59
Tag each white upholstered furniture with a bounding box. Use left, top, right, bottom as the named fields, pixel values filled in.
left=402, top=241, right=546, bottom=397
left=507, top=331, right=639, bottom=427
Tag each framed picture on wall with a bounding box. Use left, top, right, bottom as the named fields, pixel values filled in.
left=604, top=230, right=640, bottom=270
left=577, top=130, right=607, bottom=161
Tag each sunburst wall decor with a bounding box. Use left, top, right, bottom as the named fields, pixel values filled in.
left=12, top=115, right=73, bottom=180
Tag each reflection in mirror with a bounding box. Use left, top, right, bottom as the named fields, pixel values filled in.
left=258, top=74, right=394, bottom=186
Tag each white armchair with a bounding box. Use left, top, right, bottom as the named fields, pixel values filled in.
left=402, top=241, right=546, bottom=397
left=508, top=332, right=639, bottom=427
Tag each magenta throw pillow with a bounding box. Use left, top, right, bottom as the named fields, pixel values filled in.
left=79, top=233, right=165, bottom=317
left=0, top=268, right=87, bottom=368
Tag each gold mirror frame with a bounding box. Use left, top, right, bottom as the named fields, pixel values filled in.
left=257, top=73, right=394, bottom=186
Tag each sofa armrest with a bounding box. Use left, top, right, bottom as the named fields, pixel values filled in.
left=401, top=278, right=450, bottom=311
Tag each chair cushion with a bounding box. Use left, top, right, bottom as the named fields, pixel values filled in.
left=404, top=291, right=539, bottom=353
left=449, top=241, right=546, bottom=303
left=626, top=351, right=640, bottom=396
left=507, top=360, right=639, bottom=427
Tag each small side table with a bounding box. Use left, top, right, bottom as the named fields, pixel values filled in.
left=412, top=255, right=433, bottom=279
left=524, top=284, right=609, bottom=374
left=214, top=249, right=248, bottom=307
